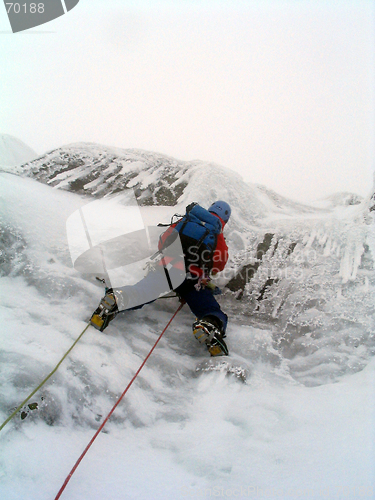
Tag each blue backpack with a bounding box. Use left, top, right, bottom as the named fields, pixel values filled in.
left=159, top=203, right=222, bottom=272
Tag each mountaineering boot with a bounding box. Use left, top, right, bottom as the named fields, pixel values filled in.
left=192, top=316, right=229, bottom=356
left=90, top=291, right=118, bottom=332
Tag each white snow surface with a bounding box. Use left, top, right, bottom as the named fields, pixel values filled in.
left=0, top=134, right=37, bottom=168
left=0, top=172, right=375, bottom=500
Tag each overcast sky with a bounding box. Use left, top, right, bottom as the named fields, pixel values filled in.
left=1, top=0, right=374, bottom=202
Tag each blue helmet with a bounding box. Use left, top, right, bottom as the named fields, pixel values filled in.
left=208, top=200, right=231, bottom=223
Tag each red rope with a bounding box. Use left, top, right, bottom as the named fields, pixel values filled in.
left=54, top=301, right=184, bottom=500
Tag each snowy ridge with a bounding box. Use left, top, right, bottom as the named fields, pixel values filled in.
left=20, top=142, right=195, bottom=204
left=249, top=182, right=326, bottom=214
left=16, top=141, right=335, bottom=266
left=311, top=191, right=364, bottom=209
left=18, top=142, right=325, bottom=233
left=0, top=133, right=37, bottom=168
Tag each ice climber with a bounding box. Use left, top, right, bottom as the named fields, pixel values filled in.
left=90, top=201, right=231, bottom=356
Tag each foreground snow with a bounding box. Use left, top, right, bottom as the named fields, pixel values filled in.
left=0, top=173, right=374, bottom=499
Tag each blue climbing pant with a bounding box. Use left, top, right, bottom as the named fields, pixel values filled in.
left=175, top=279, right=228, bottom=332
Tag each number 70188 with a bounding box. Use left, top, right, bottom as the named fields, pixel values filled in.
left=6, top=3, right=45, bottom=14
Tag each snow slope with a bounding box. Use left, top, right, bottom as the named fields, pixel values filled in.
left=1, top=170, right=375, bottom=500
left=0, top=134, right=37, bottom=168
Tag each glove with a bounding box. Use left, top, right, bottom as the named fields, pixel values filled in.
left=205, top=281, right=222, bottom=295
